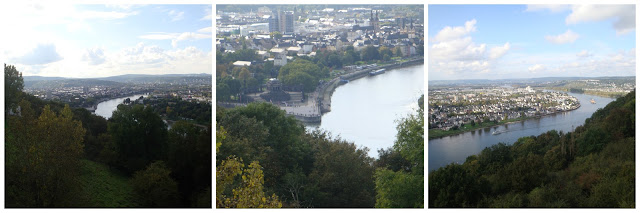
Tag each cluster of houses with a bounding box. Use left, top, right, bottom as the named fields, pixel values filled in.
left=428, top=86, right=580, bottom=131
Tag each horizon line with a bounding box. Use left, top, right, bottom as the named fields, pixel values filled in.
left=428, top=75, right=637, bottom=82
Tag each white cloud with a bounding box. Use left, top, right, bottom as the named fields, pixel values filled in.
left=139, top=31, right=212, bottom=48
left=525, top=5, right=571, bottom=13
left=432, top=19, right=476, bottom=42
left=201, top=6, right=212, bottom=21
left=168, top=10, right=184, bottom=22
left=489, top=42, right=510, bottom=60
left=430, top=19, right=511, bottom=76
left=566, top=5, right=635, bottom=34
left=79, top=10, right=138, bottom=20
left=528, top=64, right=545, bottom=73
left=545, top=30, right=579, bottom=44
left=197, top=27, right=212, bottom=33
left=13, top=43, right=63, bottom=65
left=576, top=50, right=593, bottom=59
left=82, top=47, right=106, bottom=65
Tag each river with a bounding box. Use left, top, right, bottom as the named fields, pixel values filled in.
left=428, top=91, right=616, bottom=171
left=307, top=64, right=424, bottom=158
left=94, top=94, right=148, bottom=119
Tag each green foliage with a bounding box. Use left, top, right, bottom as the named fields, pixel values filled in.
left=5, top=64, right=24, bottom=113
left=6, top=104, right=86, bottom=207
left=216, top=156, right=282, bottom=208
left=361, top=45, right=380, bottom=61
left=72, top=108, right=108, bottom=161
left=131, top=161, right=180, bottom=207
left=429, top=91, right=636, bottom=207
left=219, top=49, right=259, bottom=64
left=270, top=31, right=283, bottom=39
left=167, top=121, right=212, bottom=207
left=393, top=103, right=424, bottom=173
left=144, top=97, right=212, bottom=125
left=305, top=130, right=376, bottom=207
left=375, top=95, right=424, bottom=208
left=429, top=164, right=482, bottom=207
left=282, top=71, right=315, bottom=92
left=374, top=169, right=423, bottom=208
left=217, top=102, right=381, bottom=208
left=278, top=59, right=324, bottom=92
left=108, top=104, right=168, bottom=174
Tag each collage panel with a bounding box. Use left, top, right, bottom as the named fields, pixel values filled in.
left=428, top=4, right=635, bottom=208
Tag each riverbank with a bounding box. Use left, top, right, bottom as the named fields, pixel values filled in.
left=319, top=57, right=424, bottom=114
left=428, top=104, right=581, bottom=140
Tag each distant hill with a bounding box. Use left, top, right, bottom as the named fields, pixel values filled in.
left=429, top=76, right=635, bottom=86
left=22, top=73, right=212, bottom=89
left=25, top=79, right=126, bottom=89
left=97, top=73, right=212, bottom=84
left=23, top=76, right=67, bottom=82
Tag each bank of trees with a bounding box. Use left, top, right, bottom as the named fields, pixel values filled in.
left=429, top=91, right=635, bottom=207
left=5, top=64, right=211, bottom=207
left=216, top=95, right=425, bottom=208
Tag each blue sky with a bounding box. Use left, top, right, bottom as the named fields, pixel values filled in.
left=428, top=5, right=636, bottom=80
left=0, top=4, right=212, bottom=78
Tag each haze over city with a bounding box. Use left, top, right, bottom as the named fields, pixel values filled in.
left=0, top=4, right=212, bottom=78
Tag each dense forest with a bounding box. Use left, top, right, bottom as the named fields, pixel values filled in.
left=4, top=64, right=212, bottom=207
left=216, top=95, right=424, bottom=208
left=429, top=90, right=635, bottom=207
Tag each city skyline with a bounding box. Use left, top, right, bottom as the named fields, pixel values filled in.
left=429, top=5, right=636, bottom=80
left=0, top=4, right=212, bottom=78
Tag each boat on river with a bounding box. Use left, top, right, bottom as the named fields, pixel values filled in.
left=590, top=99, right=596, bottom=104
left=492, top=130, right=507, bottom=135
left=369, top=69, right=386, bottom=76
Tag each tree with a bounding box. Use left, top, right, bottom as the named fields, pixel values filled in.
left=131, top=161, right=180, bottom=207
left=379, top=46, right=393, bottom=61
left=375, top=168, right=423, bottom=208
left=361, top=45, right=380, bottom=61
left=217, top=83, right=231, bottom=102
left=375, top=95, right=424, bottom=208
left=394, top=46, right=403, bottom=57
left=5, top=64, right=23, bottom=113
left=216, top=156, right=282, bottom=208
left=282, top=71, right=315, bottom=92
left=6, top=104, right=86, bottom=207
left=328, top=54, right=342, bottom=68
left=238, top=67, right=251, bottom=89
left=167, top=121, right=212, bottom=207
left=270, top=31, right=283, bottom=40
left=278, top=59, right=323, bottom=92
left=305, top=130, right=376, bottom=207
left=108, top=104, right=168, bottom=174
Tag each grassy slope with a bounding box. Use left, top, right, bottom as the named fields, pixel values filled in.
left=75, top=159, right=139, bottom=207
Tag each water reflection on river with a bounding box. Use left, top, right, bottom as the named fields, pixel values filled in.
left=306, top=65, right=424, bottom=158
left=428, top=92, right=615, bottom=171
left=94, top=94, right=148, bottom=119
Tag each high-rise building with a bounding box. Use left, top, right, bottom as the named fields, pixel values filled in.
left=268, top=15, right=279, bottom=32
left=269, top=11, right=294, bottom=34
